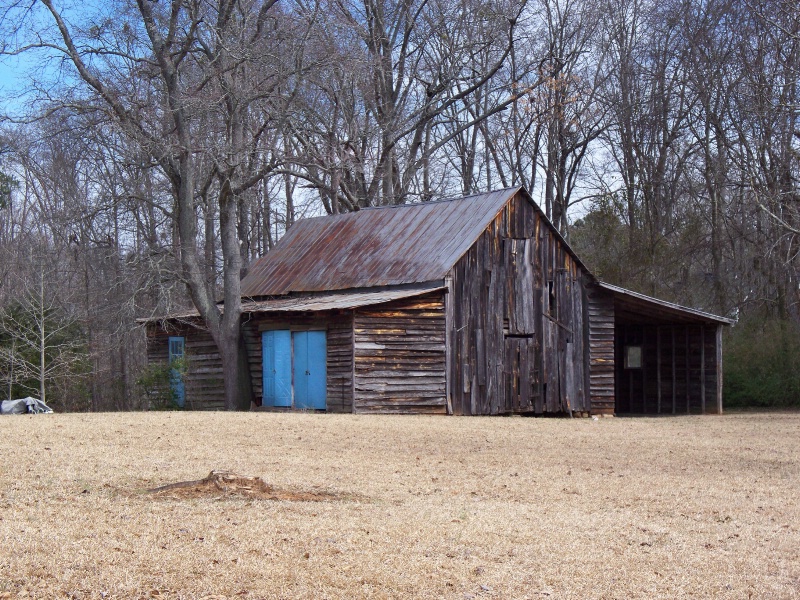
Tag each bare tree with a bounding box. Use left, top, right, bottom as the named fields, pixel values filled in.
left=0, top=267, right=86, bottom=408
left=3, top=0, right=310, bottom=409
left=286, top=0, right=526, bottom=208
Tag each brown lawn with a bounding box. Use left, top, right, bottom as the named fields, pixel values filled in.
left=0, top=411, right=798, bottom=599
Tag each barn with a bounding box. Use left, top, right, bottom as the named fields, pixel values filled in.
left=144, top=187, right=732, bottom=415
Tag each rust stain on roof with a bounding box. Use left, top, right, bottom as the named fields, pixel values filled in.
left=240, top=188, right=521, bottom=297
left=597, top=282, right=733, bottom=324
left=141, top=286, right=444, bottom=322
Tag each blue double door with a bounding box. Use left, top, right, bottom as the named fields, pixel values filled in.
left=262, top=330, right=327, bottom=410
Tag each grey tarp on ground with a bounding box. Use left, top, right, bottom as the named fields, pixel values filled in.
left=1, top=397, right=54, bottom=415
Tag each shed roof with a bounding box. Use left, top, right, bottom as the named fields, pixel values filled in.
left=241, top=188, right=522, bottom=297
left=597, top=282, right=734, bottom=325
left=139, top=285, right=444, bottom=323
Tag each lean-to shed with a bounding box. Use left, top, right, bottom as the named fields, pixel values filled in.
left=144, top=187, right=732, bottom=415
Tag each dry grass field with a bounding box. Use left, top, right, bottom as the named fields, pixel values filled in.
left=0, top=411, right=798, bottom=599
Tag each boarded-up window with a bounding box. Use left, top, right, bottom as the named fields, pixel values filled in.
left=503, top=238, right=535, bottom=334
left=624, top=345, right=642, bottom=369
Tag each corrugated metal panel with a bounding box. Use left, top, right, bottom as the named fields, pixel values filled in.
left=596, top=282, right=733, bottom=324
left=144, top=286, right=445, bottom=322
left=240, top=188, right=521, bottom=296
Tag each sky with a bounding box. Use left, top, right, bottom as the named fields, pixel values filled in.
left=0, top=54, right=26, bottom=113
left=0, top=49, right=50, bottom=119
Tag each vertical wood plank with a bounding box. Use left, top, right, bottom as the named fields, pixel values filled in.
left=716, top=324, right=723, bottom=414
left=520, top=339, right=531, bottom=410
left=444, top=277, right=454, bottom=414
left=700, top=325, right=706, bottom=414
left=642, top=327, right=647, bottom=413
left=628, top=368, right=633, bottom=412
left=671, top=325, right=676, bottom=414
left=685, top=327, right=690, bottom=414
left=656, top=326, right=662, bottom=414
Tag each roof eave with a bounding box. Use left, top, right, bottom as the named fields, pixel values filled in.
left=138, top=282, right=447, bottom=324
left=596, top=281, right=734, bottom=325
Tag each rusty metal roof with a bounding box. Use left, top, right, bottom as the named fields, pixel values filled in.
left=240, top=188, right=521, bottom=297
left=597, top=282, right=734, bottom=325
left=141, top=285, right=444, bottom=322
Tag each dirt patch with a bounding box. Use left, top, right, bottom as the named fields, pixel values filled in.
left=148, top=469, right=346, bottom=502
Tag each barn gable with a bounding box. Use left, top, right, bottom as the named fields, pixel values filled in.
left=447, top=190, right=591, bottom=415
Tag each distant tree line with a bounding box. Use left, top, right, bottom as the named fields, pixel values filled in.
left=0, top=0, right=797, bottom=409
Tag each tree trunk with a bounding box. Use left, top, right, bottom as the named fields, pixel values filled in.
left=38, top=272, right=45, bottom=405
left=217, top=183, right=246, bottom=410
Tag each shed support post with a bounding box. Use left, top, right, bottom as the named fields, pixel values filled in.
left=642, top=327, right=647, bottom=412
left=716, top=324, right=723, bottom=414
left=656, top=326, right=662, bottom=414
left=685, top=327, right=690, bottom=414
left=671, top=326, right=676, bottom=414
left=701, top=326, right=706, bottom=414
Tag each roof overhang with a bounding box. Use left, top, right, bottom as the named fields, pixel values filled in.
left=138, top=283, right=445, bottom=325
left=596, top=282, right=734, bottom=326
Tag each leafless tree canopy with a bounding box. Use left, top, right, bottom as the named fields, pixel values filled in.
left=1, top=0, right=798, bottom=409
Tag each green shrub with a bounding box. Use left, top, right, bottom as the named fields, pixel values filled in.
left=135, top=358, right=186, bottom=411
left=724, top=318, right=800, bottom=407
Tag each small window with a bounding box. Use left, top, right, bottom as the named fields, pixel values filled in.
left=548, top=281, right=556, bottom=315
left=624, top=345, right=642, bottom=369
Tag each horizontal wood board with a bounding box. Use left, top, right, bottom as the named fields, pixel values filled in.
left=146, top=325, right=225, bottom=410
left=586, top=288, right=616, bottom=414
left=353, top=294, right=447, bottom=414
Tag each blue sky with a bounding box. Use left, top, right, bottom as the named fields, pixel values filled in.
left=0, top=51, right=40, bottom=117
left=0, top=55, right=25, bottom=106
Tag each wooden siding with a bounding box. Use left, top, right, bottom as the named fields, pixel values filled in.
left=353, top=294, right=447, bottom=414
left=615, top=323, right=720, bottom=414
left=326, top=319, right=355, bottom=413
left=146, top=325, right=225, bottom=410
left=449, top=192, right=588, bottom=415
left=243, top=323, right=263, bottom=402
left=147, top=312, right=354, bottom=412
left=246, top=312, right=354, bottom=413
left=587, top=288, right=615, bottom=414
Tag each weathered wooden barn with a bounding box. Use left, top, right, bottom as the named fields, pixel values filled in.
left=145, top=187, right=732, bottom=415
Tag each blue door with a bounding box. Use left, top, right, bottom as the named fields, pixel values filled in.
left=262, top=330, right=292, bottom=407
left=168, top=336, right=185, bottom=408
left=293, top=331, right=327, bottom=410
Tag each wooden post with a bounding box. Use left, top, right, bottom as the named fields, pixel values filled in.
left=626, top=324, right=633, bottom=412
left=700, top=325, right=706, bottom=414
left=656, top=326, right=662, bottom=414
left=671, top=325, right=676, bottom=414
left=685, top=327, right=690, bottom=414
left=716, top=324, right=723, bottom=414
left=642, top=327, right=647, bottom=413
left=628, top=368, right=633, bottom=412
left=444, top=277, right=454, bottom=415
